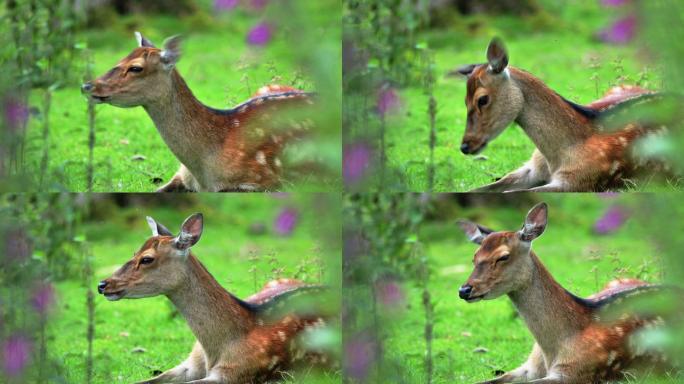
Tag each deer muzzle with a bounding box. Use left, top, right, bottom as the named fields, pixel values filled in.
left=81, top=81, right=110, bottom=103
left=97, top=279, right=126, bottom=301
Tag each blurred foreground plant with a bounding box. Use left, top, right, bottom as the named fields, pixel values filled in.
left=343, top=193, right=431, bottom=382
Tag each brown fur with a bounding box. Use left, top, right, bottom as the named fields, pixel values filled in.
left=101, top=232, right=330, bottom=384
left=461, top=39, right=674, bottom=192
left=459, top=204, right=673, bottom=384
left=84, top=38, right=315, bottom=192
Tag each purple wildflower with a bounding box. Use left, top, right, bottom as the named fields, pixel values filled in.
left=247, top=22, right=272, bottom=46
left=601, top=0, right=630, bottom=6
left=374, top=278, right=406, bottom=310
left=3, top=99, right=29, bottom=133
left=31, top=283, right=55, bottom=316
left=376, top=87, right=401, bottom=117
left=594, top=205, right=628, bottom=234
left=273, top=208, right=298, bottom=236
left=2, top=335, right=31, bottom=377
left=598, top=15, right=637, bottom=44
left=343, top=143, right=371, bottom=184
left=344, top=332, right=377, bottom=381
left=214, top=0, right=239, bottom=11
left=4, top=228, right=31, bottom=262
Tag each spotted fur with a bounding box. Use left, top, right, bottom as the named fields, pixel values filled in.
left=458, top=203, right=680, bottom=384
left=99, top=215, right=333, bottom=384
left=82, top=33, right=317, bottom=193
left=457, top=38, right=679, bottom=192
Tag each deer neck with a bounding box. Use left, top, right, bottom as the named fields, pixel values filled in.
left=508, top=252, right=592, bottom=360
left=511, top=68, right=596, bottom=169
left=166, top=255, right=255, bottom=363
left=143, top=70, right=227, bottom=171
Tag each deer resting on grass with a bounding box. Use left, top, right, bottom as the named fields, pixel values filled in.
left=98, top=213, right=330, bottom=383
left=82, top=32, right=315, bottom=192
left=457, top=203, right=677, bottom=384
left=455, top=37, right=676, bottom=192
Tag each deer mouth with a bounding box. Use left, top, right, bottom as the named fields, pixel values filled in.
left=465, top=293, right=487, bottom=302
left=103, top=290, right=125, bottom=301
left=90, top=95, right=110, bottom=103
left=466, top=141, right=488, bottom=155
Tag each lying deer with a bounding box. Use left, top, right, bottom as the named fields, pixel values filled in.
left=98, top=213, right=330, bottom=383
left=457, top=202, right=676, bottom=383
left=82, top=32, right=315, bottom=192
left=455, top=37, right=676, bottom=192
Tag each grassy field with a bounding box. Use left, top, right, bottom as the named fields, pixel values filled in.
left=47, top=194, right=341, bottom=383
left=383, top=1, right=669, bottom=192
left=382, top=194, right=680, bottom=383
left=23, top=1, right=341, bottom=192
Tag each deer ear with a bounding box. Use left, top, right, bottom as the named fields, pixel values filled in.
left=447, top=63, right=482, bottom=78
left=160, top=35, right=182, bottom=70
left=519, top=202, right=548, bottom=242
left=135, top=32, right=156, bottom=48
left=457, top=220, right=494, bottom=244
left=146, top=216, right=173, bottom=237
left=486, top=37, right=508, bottom=74
left=174, top=213, right=203, bottom=251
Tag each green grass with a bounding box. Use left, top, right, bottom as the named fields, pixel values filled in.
left=23, top=1, right=341, bottom=192
left=383, top=2, right=669, bottom=192
left=382, top=194, right=680, bottom=383
left=47, top=194, right=341, bottom=383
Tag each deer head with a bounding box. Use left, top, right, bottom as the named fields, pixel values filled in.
left=97, top=213, right=204, bottom=301
left=456, top=37, right=524, bottom=155
left=81, top=32, right=182, bottom=108
left=456, top=202, right=548, bottom=302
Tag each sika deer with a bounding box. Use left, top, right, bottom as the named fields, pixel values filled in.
left=455, top=37, right=677, bottom=192
left=82, top=32, right=316, bottom=192
left=456, top=203, right=677, bottom=383
left=98, top=213, right=331, bottom=383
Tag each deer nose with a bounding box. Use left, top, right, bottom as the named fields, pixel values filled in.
left=97, top=280, right=108, bottom=294
left=459, top=284, right=472, bottom=300
left=460, top=143, right=470, bottom=154
left=81, top=82, right=94, bottom=93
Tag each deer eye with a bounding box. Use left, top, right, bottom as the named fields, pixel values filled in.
left=140, top=256, right=155, bottom=265
left=496, top=253, right=510, bottom=263
left=128, top=66, right=143, bottom=73
left=478, top=95, right=489, bottom=108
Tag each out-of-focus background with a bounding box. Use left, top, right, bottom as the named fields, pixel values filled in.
left=343, top=0, right=684, bottom=192
left=0, top=0, right=341, bottom=192
left=0, top=193, right=341, bottom=383
left=343, top=193, right=684, bottom=383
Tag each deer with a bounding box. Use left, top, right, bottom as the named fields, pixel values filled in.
left=454, top=37, right=678, bottom=192
left=456, top=202, right=679, bottom=383
left=81, top=32, right=316, bottom=192
left=97, top=213, right=332, bottom=383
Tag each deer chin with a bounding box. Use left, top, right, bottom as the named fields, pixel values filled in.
left=89, top=94, right=110, bottom=104
left=103, top=290, right=126, bottom=301
left=468, top=141, right=488, bottom=155
left=464, top=292, right=488, bottom=303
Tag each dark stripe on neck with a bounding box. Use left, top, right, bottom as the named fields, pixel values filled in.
left=190, top=254, right=259, bottom=313
left=559, top=95, right=600, bottom=120
left=206, top=91, right=316, bottom=116
left=253, top=285, right=327, bottom=314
